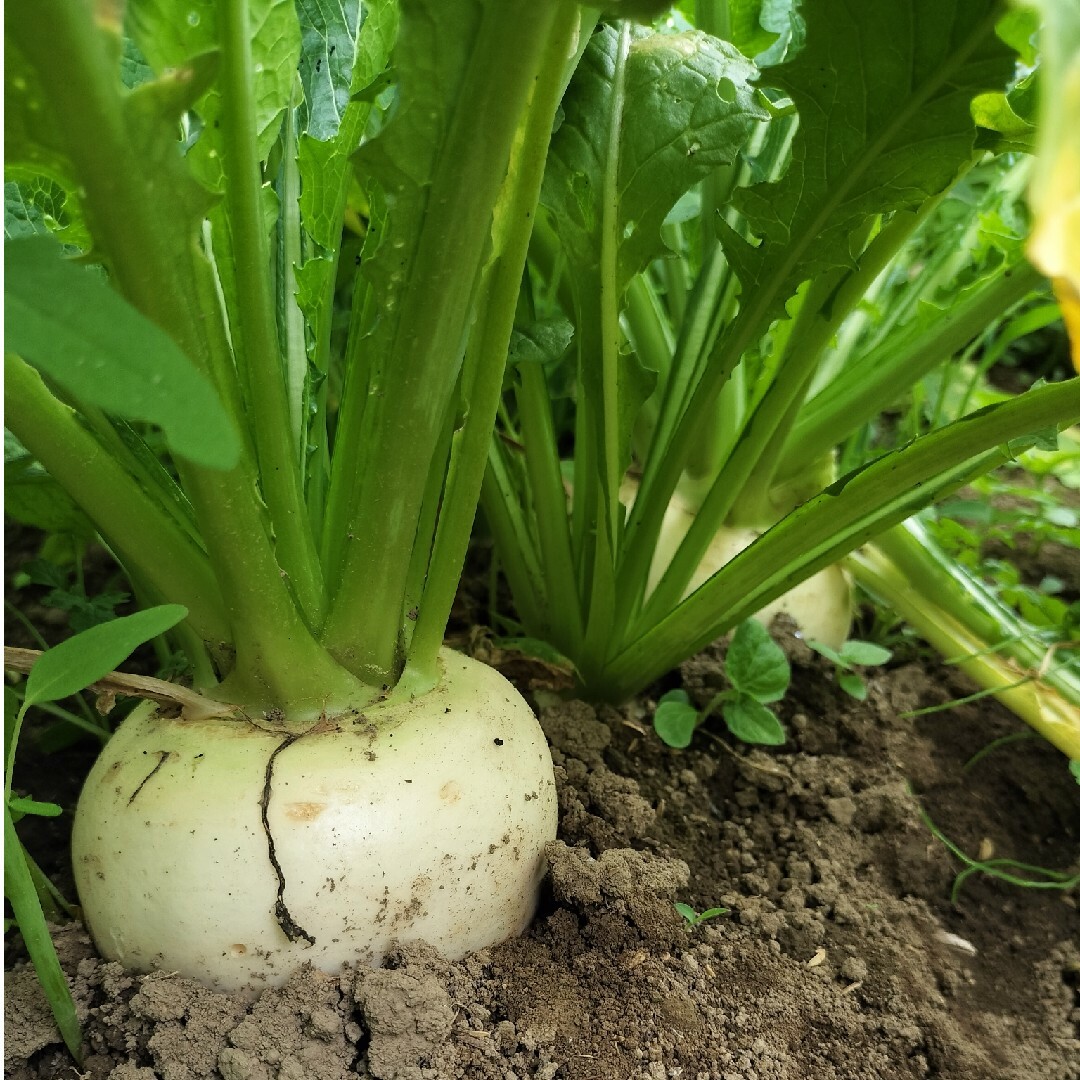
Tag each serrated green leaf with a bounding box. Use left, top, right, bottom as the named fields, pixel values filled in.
left=543, top=23, right=765, bottom=294
left=128, top=0, right=300, bottom=189
left=722, top=693, right=786, bottom=745
left=5, top=236, right=240, bottom=469
left=839, top=641, right=892, bottom=667
left=723, top=0, right=1017, bottom=329
left=653, top=688, right=700, bottom=748
left=294, top=0, right=397, bottom=401
left=22, top=605, right=187, bottom=711
left=725, top=619, right=790, bottom=703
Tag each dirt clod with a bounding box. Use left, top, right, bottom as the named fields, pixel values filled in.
left=6, top=650, right=1079, bottom=1079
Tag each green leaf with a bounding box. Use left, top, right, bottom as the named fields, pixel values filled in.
left=4, top=178, right=87, bottom=249
left=4, top=36, right=79, bottom=198
left=296, top=0, right=362, bottom=140
left=995, top=7, right=1039, bottom=66
left=1070, top=760, right=1080, bottom=785
left=490, top=637, right=577, bottom=671
left=674, top=901, right=698, bottom=923
left=653, top=688, right=700, bottom=748
left=722, top=693, right=786, bottom=745
left=723, top=0, right=1017, bottom=329
left=4, top=808, right=82, bottom=1061
left=836, top=671, right=868, bottom=700
left=806, top=639, right=844, bottom=666
left=22, top=605, right=188, bottom=711
left=543, top=23, right=766, bottom=294
left=839, top=641, right=892, bottom=667
left=4, top=236, right=240, bottom=469
left=7, top=797, right=62, bottom=819
left=725, top=619, right=790, bottom=703
left=722, top=0, right=783, bottom=61
left=4, top=468, right=95, bottom=539
left=972, top=84, right=1037, bottom=154
left=127, top=0, right=301, bottom=189
left=507, top=318, right=576, bottom=368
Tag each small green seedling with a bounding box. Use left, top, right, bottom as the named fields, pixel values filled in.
left=653, top=620, right=790, bottom=749
left=675, top=902, right=729, bottom=929
left=807, top=639, right=893, bottom=700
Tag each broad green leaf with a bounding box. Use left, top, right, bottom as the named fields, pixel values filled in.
left=4, top=809, right=82, bottom=1061
left=541, top=22, right=765, bottom=504
left=725, top=619, right=790, bottom=703
left=722, top=693, right=786, bottom=745
left=5, top=236, right=240, bottom=469
left=653, top=689, right=700, bottom=749
left=22, top=605, right=187, bottom=711
left=127, top=0, right=300, bottom=189
left=839, top=641, right=893, bottom=667
left=1070, top=760, right=1080, bottom=785
left=722, top=0, right=1018, bottom=330
left=542, top=24, right=766, bottom=294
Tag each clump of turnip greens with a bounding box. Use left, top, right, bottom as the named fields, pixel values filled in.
left=653, top=619, right=790, bottom=748
left=4, top=0, right=585, bottom=996
left=482, top=0, right=1080, bottom=716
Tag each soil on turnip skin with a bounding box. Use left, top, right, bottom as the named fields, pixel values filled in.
left=5, top=623, right=1079, bottom=1080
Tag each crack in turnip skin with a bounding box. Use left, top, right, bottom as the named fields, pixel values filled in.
left=126, top=750, right=173, bottom=806
left=260, top=733, right=316, bottom=945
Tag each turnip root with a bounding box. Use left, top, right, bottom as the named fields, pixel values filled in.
left=644, top=487, right=853, bottom=651
left=72, top=649, right=556, bottom=992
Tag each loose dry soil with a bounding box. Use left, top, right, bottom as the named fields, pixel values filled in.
left=5, top=624, right=1079, bottom=1080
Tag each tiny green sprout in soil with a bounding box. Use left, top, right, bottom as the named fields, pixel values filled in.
left=675, top=902, right=730, bottom=929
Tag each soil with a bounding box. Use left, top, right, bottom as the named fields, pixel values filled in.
left=5, top=617, right=1079, bottom=1080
